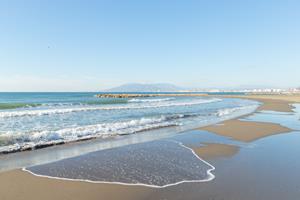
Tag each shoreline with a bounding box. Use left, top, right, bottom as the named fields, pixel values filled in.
left=2, top=93, right=296, bottom=155
left=0, top=103, right=256, bottom=173
left=0, top=95, right=299, bottom=199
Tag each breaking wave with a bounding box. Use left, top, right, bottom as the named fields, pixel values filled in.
left=0, top=114, right=187, bottom=154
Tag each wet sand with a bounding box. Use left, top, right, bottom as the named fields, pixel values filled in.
left=200, top=119, right=292, bottom=142
left=192, top=143, right=239, bottom=160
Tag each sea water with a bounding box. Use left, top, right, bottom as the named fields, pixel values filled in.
left=0, top=92, right=259, bottom=153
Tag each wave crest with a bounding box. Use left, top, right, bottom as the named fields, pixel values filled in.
left=0, top=115, right=185, bottom=154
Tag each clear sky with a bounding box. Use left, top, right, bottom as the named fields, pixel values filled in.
left=0, top=0, right=299, bottom=91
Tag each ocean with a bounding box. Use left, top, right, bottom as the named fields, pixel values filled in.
left=0, top=92, right=259, bottom=154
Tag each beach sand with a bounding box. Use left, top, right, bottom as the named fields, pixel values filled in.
left=200, top=119, right=292, bottom=142
left=0, top=125, right=284, bottom=200
left=0, top=95, right=298, bottom=200
left=221, top=94, right=300, bottom=112
left=0, top=170, right=154, bottom=200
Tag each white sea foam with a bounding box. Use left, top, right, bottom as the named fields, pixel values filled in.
left=0, top=115, right=184, bottom=154
left=0, top=98, right=222, bottom=118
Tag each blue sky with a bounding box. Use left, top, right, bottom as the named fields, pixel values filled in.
left=0, top=0, right=299, bottom=91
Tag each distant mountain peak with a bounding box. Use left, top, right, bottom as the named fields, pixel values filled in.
left=105, top=83, right=183, bottom=92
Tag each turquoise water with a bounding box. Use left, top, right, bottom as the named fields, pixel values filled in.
left=0, top=93, right=258, bottom=153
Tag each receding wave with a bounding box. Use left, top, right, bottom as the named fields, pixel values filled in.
left=0, top=98, right=222, bottom=118
left=0, top=103, right=41, bottom=110
left=0, top=115, right=185, bottom=154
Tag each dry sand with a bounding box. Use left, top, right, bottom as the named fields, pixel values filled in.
left=192, top=143, right=239, bottom=160
left=201, top=119, right=292, bottom=142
